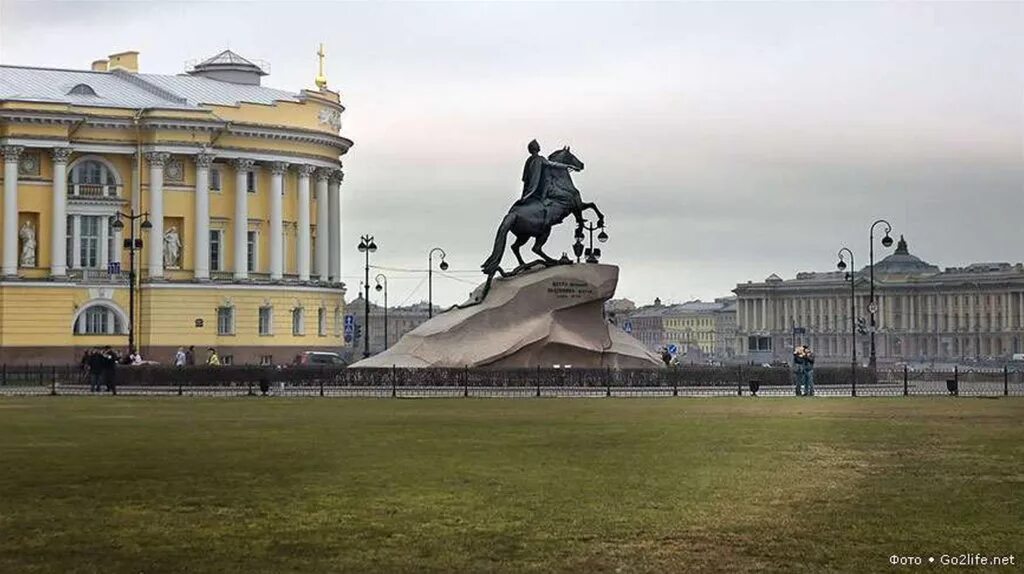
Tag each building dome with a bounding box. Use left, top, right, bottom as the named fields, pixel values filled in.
left=865, top=235, right=939, bottom=276
left=187, top=50, right=267, bottom=85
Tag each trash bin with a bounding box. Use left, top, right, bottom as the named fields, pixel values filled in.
left=945, top=379, right=958, bottom=396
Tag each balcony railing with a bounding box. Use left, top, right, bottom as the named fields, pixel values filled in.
left=68, top=268, right=128, bottom=284
left=68, top=183, right=122, bottom=199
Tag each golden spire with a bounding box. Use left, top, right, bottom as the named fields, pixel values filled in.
left=315, top=43, right=328, bottom=90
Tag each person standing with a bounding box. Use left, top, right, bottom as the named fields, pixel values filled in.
left=86, top=348, right=104, bottom=392
left=174, top=347, right=187, bottom=367
left=206, top=347, right=220, bottom=366
left=792, top=346, right=805, bottom=397
left=185, top=345, right=196, bottom=366
left=801, top=345, right=816, bottom=397
left=101, top=346, right=118, bottom=395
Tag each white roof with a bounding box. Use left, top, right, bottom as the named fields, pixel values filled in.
left=0, top=64, right=302, bottom=110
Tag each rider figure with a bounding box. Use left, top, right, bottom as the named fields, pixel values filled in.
left=520, top=139, right=576, bottom=204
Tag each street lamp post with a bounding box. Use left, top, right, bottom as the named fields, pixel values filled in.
left=375, top=273, right=388, bottom=350
left=837, top=247, right=857, bottom=395
left=868, top=219, right=894, bottom=370
left=110, top=210, right=152, bottom=354
left=357, top=235, right=377, bottom=358
left=427, top=247, right=448, bottom=319
left=575, top=219, right=608, bottom=264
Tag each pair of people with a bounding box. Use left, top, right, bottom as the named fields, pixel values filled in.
left=793, top=345, right=815, bottom=396
left=82, top=347, right=120, bottom=393
left=173, top=346, right=198, bottom=367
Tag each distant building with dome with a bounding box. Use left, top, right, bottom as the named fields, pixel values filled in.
left=734, top=236, right=1024, bottom=363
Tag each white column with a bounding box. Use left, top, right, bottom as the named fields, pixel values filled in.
left=193, top=153, right=214, bottom=280
left=71, top=215, right=82, bottom=269
left=232, top=158, right=254, bottom=280
left=328, top=170, right=343, bottom=283
left=50, top=148, right=72, bottom=277
left=296, top=164, right=314, bottom=281
left=2, top=146, right=23, bottom=276
left=314, top=168, right=330, bottom=280
left=146, top=152, right=169, bottom=279
left=269, top=161, right=286, bottom=280
left=99, top=216, right=109, bottom=267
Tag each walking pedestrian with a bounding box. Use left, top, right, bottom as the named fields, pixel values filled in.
left=185, top=345, right=196, bottom=366
left=206, top=347, right=220, bottom=366
left=174, top=347, right=187, bottom=367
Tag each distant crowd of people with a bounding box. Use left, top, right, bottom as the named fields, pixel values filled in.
left=80, top=346, right=226, bottom=392
left=172, top=346, right=221, bottom=366
left=793, top=344, right=815, bottom=396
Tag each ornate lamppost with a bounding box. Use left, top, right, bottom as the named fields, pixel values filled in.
left=375, top=273, right=388, bottom=350
left=111, top=210, right=152, bottom=354
left=837, top=247, right=857, bottom=395
left=357, top=234, right=377, bottom=358
left=574, top=219, right=608, bottom=263
left=427, top=247, right=448, bottom=319
left=868, top=219, right=894, bottom=370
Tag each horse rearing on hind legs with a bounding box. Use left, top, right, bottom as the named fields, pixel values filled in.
left=471, top=146, right=604, bottom=304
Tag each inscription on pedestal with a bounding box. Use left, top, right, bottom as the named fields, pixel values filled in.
left=547, top=280, right=595, bottom=300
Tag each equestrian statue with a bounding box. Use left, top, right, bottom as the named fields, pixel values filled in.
left=465, top=139, right=604, bottom=305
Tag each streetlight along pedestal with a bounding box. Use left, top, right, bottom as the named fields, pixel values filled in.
left=428, top=247, right=448, bottom=319
left=375, top=273, right=388, bottom=350
left=357, top=235, right=377, bottom=358
left=111, top=210, right=152, bottom=355
left=575, top=219, right=608, bottom=264
left=837, top=247, right=857, bottom=395
left=868, top=219, right=894, bottom=370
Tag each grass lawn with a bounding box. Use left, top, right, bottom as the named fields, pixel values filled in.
left=0, top=398, right=1021, bottom=573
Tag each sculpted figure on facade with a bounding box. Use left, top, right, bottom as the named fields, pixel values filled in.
left=19, top=221, right=36, bottom=268
left=164, top=226, right=182, bottom=268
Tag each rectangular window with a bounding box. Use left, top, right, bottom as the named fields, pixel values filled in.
left=106, top=217, right=116, bottom=265
left=209, top=230, right=222, bottom=272
left=246, top=171, right=257, bottom=194
left=221, top=355, right=234, bottom=366
left=247, top=231, right=258, bottom=272
left=217, top=306, right=234, bottom=335
left=292, top=308, right=304, bottom=336
left=79, top=215, right=100, bottom=268
left=66, top=217, right=73, bottom=267
left=259, top=306, right=273, bottom=336
left=210, top=167, right=221, bottom=191
left=318, top=308, right=327, bottom=337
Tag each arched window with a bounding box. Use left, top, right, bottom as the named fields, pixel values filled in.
left=68, top=84, right=98, bottom=96
left=69, top=158, right=120, bottom=198
left=73, top=303, right=126, bottom=335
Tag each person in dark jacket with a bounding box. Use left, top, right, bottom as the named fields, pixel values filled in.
left=185, top=345, right=196, bottom=366
left=86, top=348, right=104, bottom=392
left=101, top=346, right=119, bottom=395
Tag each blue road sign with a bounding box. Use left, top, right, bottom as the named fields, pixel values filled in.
left=623, top=320, right=633, bottom=334
left=344, top=314, right=355, bottom=327
left=667, top=344, right=679, bottom=355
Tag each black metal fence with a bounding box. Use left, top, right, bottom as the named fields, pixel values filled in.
left=1, top=364, right=1021, bottom=398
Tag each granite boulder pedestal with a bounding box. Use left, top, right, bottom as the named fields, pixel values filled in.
left=350, top=263, right=661, bottom=369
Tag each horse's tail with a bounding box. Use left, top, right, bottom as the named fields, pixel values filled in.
left=481, top=213, right=515, bottom=275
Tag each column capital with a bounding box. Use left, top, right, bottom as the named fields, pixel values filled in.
left=269, top=161, right=289, bottom=175
left=296, top=164, right=317, bottom=177
left=195, top=153, right=216, bottom=168
left=2, top=145, right=25, bottom=162
left=231, top=158, right=256, bottom=171
left=145, top=151, right=171, bottom=167
left=314, top=167, right=332, bottom=182
left=329, top=169, right=344, bottom=185
left=51, top=147, right=73, bottom=164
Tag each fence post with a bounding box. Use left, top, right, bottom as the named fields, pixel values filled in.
left=178, top=378, right=183, bottom=396
left=954, top=365, right=959, bottom=397
left=673, top=374, right=678, bottom=398
left=606, top=370, right=611, bottom=398
left=392, top=365, right=397, bottom=398
left=851, top=365, right=857, bottom=397
left=1004, top=366, right=1009, bottom=397
left=463, top=366, right=469, bottom=398
left=319, top=373, right=325, bottom=397
left=1, top=364, right=5, bottom=386
left=737, top=365, right=742, bottom=397
left=535, top=365, right=541, bottom=398
left=903, top=365, right=908, bottom=397
left=50, top=365, right=57, bottom=396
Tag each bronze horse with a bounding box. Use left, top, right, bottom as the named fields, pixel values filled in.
left=481, top=147, right=604, bottom=278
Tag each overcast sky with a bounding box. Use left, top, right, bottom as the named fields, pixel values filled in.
left=2, top=1, right=1021, bottom=307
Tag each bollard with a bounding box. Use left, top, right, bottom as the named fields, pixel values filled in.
left=903, top=365, right=909, bottom=397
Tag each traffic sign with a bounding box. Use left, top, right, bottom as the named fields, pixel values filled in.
left=344, top=314, right=355, bottom=327
left=667, top=344, right=679, bottom=355
left=623, top=320, right=633, bottom=334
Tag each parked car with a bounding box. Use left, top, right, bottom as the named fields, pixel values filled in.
left=292, top=351, right=347, bottom=366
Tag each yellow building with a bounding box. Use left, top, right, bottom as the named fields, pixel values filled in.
left=0, top=49, right=353, bottom=364
left=662, top=300, right=728, bottom=357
